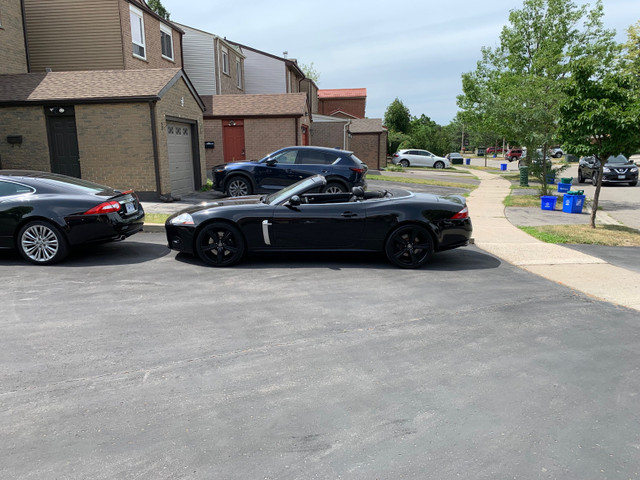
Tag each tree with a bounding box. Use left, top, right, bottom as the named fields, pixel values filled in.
left=558, top=61, right=640, bottom=228
left=300, top=62, right=320, bottom=84
left=383, top=98, right=411, bottom=134
left=457, top=0, right=616, bottom=195
left=148, top=0, right=170, bottom=20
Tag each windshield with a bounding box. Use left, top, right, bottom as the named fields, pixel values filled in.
left=607, top=155, right=628, bottom=164
left=265, top=175, right=326, bottom=205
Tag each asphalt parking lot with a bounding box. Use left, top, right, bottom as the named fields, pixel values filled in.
left=2, top=233, right=640, bottom=479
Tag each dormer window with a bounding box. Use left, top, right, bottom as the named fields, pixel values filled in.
left=130, top=4, right=146, bottom=59
left=160, top=24, right=173, bottom=60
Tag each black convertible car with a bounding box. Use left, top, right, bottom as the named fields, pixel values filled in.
left=166, top=175, right=472, bottom=268
left=0, top=170, right=144, bottom=264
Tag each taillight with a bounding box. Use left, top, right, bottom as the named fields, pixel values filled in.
left=83, top=201, right=121, bottom=215
left=451, top=206, right=469, bottom=219
left=393, top=153, right=399, bottom=157
left=350, top=167, right=366, bottom=173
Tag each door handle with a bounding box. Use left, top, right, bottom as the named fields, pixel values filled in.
left=341, top=211, right=358, bottom=218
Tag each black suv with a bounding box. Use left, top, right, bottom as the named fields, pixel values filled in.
left=212, top=146, right=368, bottom=197
left=578, top=155, right=638, bottom=186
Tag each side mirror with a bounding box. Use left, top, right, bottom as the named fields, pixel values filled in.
left=266, top=158, right=277, bottom=166
left=288, top=195, right=301, bottom=206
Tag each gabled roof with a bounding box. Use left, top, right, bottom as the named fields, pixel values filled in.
left=318, top=88, right=367, bottom=99
left=326, top=109, right=359, bottom=119
left=0, top=69, right=205, bottom=110
left=349, top=118, right=387, bottom=134
left=205, top=93, right=308, bottom=118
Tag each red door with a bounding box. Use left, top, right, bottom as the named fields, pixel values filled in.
left=223, top=120, right=246, bottom=163
left=301, top=126, right=309, bottom=146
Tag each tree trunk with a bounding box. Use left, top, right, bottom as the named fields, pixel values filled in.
left=590, top=157, right=604, bottom=229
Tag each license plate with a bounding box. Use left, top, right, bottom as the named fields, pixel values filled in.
left=125, top=202, right=136, bottom=214
left=618, top=175, right=626, bottom=179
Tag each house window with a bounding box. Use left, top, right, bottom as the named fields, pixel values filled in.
left=236, top=59, right=242, bottom=89
left=221, top=47, right=229, bottom=75
left=130, top=5, right=146, bottom=59
left=160, top=24, right=173, bottom=60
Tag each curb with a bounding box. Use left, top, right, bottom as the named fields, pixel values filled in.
left=143, top=223, right=165, bottom=233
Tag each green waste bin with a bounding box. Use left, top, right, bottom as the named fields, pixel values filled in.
left=519, top=165, right=529, bottom=186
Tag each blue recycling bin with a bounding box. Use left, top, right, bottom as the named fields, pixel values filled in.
left=541, top=196, right=558, bottom=210
left=562, top=194, right=585, bottom=213
left=500, top=163, right=507, bottom=171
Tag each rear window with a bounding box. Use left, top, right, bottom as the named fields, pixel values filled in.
left=0, top=180, right=35, bottom=197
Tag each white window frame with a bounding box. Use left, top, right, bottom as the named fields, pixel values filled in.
left=160, top=23, right=173, bottom=61
left=130, top=4, right=146, bottom=60
left=236, top=59, right=242, bottom=89
left=221, top=47, right=229, bottom=75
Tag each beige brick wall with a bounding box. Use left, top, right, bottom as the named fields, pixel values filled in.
left=75, top=103, right=157, bottom=191
left=204, top=118, right=223, bottom=171
left=154, top=78, right=205, bottom=194
left=217, top=39, right=244, bottom=94
left=244, top=118, right=300, bottom=161
left=0, top=0, right=28, bottom=73
left=350, top=132, right=387, bottom=170
left=120, top=0, right=182, bottom=70
left=311, top=122, right=346, bottom=150
left=0, top=107, right=50, bottom=170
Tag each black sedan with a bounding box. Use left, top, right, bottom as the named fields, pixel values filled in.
left=212, top=146, right=368, bottom=197
left=578, top=155, right=638, bottom=186
left=166, top=175, right=472, bottom=268
left=0, top=171, right=145, bottom=264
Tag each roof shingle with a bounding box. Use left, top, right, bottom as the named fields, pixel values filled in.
left=205, top=93, right=308, bottom=117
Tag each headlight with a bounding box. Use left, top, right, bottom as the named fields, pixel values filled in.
left=213, top=165, right=226, bottom=173
left=169, top=213, right=194, bottom=225
left=603, top=167, right=610, bottom=173
left=631, top=167, right=638, bottom=173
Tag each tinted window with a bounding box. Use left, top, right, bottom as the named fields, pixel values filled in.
left=607, top=155, right=628, bottom=164
left=272, top=150, right=297, bottom=165
left=0, top=181, right=35, bottom=197
left=296, top=150, right=339, bottom=165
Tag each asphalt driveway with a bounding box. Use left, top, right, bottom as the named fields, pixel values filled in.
left=2, top=233, right=639, bottom=479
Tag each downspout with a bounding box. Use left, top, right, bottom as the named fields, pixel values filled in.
left=21, top=0, right=31, bottom=72
left=149, top=101, right=162, bottom=197
left=216, top=38, right=222, bottom=95
left=377, top=132, right=382, bottom=170
left=343, top=120, right=351, bottom=150
left=295, top=117, right=299, bottom=145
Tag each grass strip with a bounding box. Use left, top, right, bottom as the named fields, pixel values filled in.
left=519, top=224, right=640, bottom=246
left=372, top=175, right=478, bottom=190
left=144, top=213, right=170, bottom=224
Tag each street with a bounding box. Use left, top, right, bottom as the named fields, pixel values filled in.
left=2, top=233, right=640, bottom=479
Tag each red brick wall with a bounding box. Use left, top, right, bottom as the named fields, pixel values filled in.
left=319, top=98, right=366, bottom=118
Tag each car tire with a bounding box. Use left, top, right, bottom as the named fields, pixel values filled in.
left=17, top=220, right=68, bottom=265
left=385, top=224, right=433, bottom=269
left=554, top=152, right=562, bottom=158
left=592, top=172, right=598, bottom=186
left=400, top=159, right=410, bottom=167
left=225, top=177, right=252, bottom=197
left=195, top=222, right=245, bottom=267
left=323, top=182, right=346, bottom=193
left=434, top=161, right=445, bottom=169
left=577, top=169, right=584, bottom=183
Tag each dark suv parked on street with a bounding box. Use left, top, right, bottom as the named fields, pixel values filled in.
left=212, top=146, right=368, bottom=197
left=578, top=155, right=638, bottom=186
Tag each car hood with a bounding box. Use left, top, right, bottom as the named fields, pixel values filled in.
left=174, top=195, right=265, bottom=215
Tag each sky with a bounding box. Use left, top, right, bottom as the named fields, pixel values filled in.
left=159, top=0, right=638, bottom=125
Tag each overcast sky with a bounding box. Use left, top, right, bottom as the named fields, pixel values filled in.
left=160, top=0, right=638, bottom=125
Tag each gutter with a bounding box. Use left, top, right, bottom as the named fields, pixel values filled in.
left=149, top=101, right=162, bottom=197
left=343, top=119, right=352, bottom=150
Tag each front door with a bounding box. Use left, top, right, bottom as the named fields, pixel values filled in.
left=223, top=120, right=245, bottom=163
left=46, top=106, right=80, bottom=178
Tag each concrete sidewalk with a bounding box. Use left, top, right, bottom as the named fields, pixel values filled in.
left=465, top=168, right=640, bottom=312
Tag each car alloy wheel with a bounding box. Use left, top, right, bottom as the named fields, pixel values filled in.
left=323, top=183, right=346, bottom=193
left=18, top=220, right=68, bottom=265
left=195, top=222, right=245, bottom=267
left=434, top=161, right=445, bottom=169
left=400, top=160, right=410, bottom=167
left=577, top=169, right=584, bottom=183
left=385, top=225, right=433, bottom=268
left=226, top=177, right=251, bottom=197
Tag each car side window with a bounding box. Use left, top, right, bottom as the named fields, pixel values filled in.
left=0, top=181, right=35, bottom=197
left=296, top=151, right=339, bottom=165
left=272, top=150, right=297, bottom=165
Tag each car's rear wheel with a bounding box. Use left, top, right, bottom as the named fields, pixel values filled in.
left=554, top=152, right=562, bottom=158
left=400, top=159, right=410, bottom=167
left=195, top=222, right=245, bottom=267
left=577, top=169, right=584, bottom=183
left=323, top=182, right=346, bottom=193
left=225, top=177, right=252, bottom=197
left=17, top=220, right=68, bottom=265
left=385, top=225, right=433, bottom=269
left=434, top=161, right=445, bottom=169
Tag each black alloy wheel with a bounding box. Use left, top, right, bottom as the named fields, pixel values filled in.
left=323, top=182, right=346, bottom=193
left=400, top=159, right=410, bottom=167
left=195, top=222, right=245, bottom=267
left=17, top=220, right=68, bottom=265
left=385, top=225, right=433, bottom=269
left=226, top=177, right=252, bottom=197
left=577, top=168, right=584, bottom=183
left=434, top=161, right=445, bottom=169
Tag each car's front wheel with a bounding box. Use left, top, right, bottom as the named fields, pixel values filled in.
left=17, top=220, right=68, bottom=265
left=400, top=159, right=410, bottom=167
left=385, top=225, right=433, bottom=269
left=434, top=161, right=445, bottom=169
left=577, top=169, right=584, bottom=183
left=554, top=152, right=563, bottom=158
left=225, top=177, right=252, bottom=197
left=195, top=222, right=245, bottom=267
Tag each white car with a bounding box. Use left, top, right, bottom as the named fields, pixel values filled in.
left=391, top=149, right=450, bottom=169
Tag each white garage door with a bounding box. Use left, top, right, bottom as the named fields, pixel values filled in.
left=167, top=122, right=195, bottom=197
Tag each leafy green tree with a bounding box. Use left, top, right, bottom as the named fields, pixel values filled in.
left=300, top=62, right=320, bottom=84
left=384, top=98, right=411, bottom=134
left=148, top=0, right=170, bottom=19
left=457, top=0, right=616, bottom=195
left=558, top=60, right=640, bottom=227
